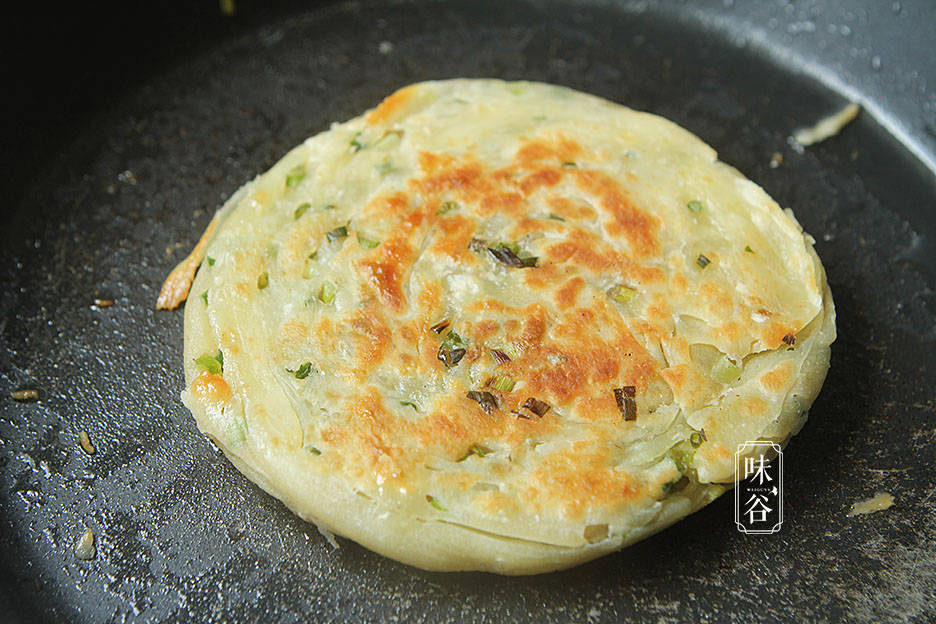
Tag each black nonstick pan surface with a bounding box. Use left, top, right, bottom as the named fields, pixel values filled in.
left=2, top=1, right=935, bottom=622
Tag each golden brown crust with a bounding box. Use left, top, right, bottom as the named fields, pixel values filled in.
left=175, top=79, right=835, bottom=573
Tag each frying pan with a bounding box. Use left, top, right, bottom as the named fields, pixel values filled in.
left=2, top=1, right=934, bottom=621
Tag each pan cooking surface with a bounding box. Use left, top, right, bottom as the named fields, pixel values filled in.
left=1, top=1, right=934, bottom=622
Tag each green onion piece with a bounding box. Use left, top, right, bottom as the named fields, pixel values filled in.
left=457, top=443, right=492, bottom=461
left=496, top=241, right=521, bottom=255
left=195, top=354, right=222, bottom=375
left=470, top=443, right=490, bottom=457
left=306, top=446, right=322, bottom=456
left=662, top=476, right=689, bottom=496
left=201, top=290, right=208, bottom=305
left=399, top=401, right=419, bottom=411
left=490, top=375, right=515, bottom=393
left=532, top=114, right=546, bottom=121
left=437, top=201, right=457, bottom=215
left=374, top=160, right=394, bottom=175
left=696, top=254, right=711, bottom=268
left=375, top=131, right=401, bottom=150
left=687, top=200, right=703, bottom=213
left=712, top=356, right=741, bottom=384
left=257, top=271, right=269, bottom=289
left=668, top=444, right=695, bottom=473
left=326, top=225, right=348, bottom=243
left=285, top=165, right=306, bottom=188
left=689, top=429, right=707, bottom=448
left=548, top=212, right=566, bottom=221
left=350, top=131, right=364, bottom=152
left=216, top=350, right=223, bottom=368
left=293, top=361, right=312, bottom=379
left=357, top=233, right=380, bottom=249
left=426, top=495, right=446, bottom=511
left=744, top=245, right=755, bottom=253
left=608, top=284, right=637, bottom=303
left=294, top=203, right=311, bottom=219
left=323, top=204, right=336, bottom=210
left=561, top=161, right=577, bottom=169
left=318, top=280, right=336, bottom=303
left=207, top=256, right=215, bottom=266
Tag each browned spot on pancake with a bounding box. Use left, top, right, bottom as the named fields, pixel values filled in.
left=366, top=84, right=418, bottom=125
left=526, top=446, right=640, bottom=519
left=760, top=360, right=794, bottom=392
left=190, top=370, right=231, bottom=403
left=515, top=137, right=583, bottom=166
left=547, top=195, right=597, bottom=220
left=554, top=276, right=585, bottom=309
left=430, top=214, right=476, bottom=261
left=414, top=158, right=484, bottom=195
left=472, top=320, right=500, bottom=342
left=350, top=308, right=392, bottom=371
left=545, top=230, right=623, bottom=272
left=479, top=191, right=524, bottom=216
left=518, top=167, right=561, bottom=194
left=572, top=169, right=659, bottom=256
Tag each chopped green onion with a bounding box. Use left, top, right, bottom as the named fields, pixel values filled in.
left=207, top=256, right=215, bottom=266
left=323, top=204, right=336, bottom=210
left=294, top=203, right=311, bottom=219
left=430, top=319, right=451, bottom=334
left=350, top=131, right=364, bottom=152
left=548, top=212, right=566, bottom=221
left=399, top=401, right=419, bottom=411
left=661, top=476, right=689, bottom=496
left=561, top=161, right=577, bottom=168
left=257, top=271, right=269, bottom=289
left=490, top=375, right=515, bottom=393
left=457, top=443, right=492, bottom=461
left=375, top=160, right=394, bottom=175
left=437, top=201, right=458, bottom=215
left=608, top=284, right=637, bottom=303
left=305, top=446, right=322, bottom=456
left=712, top=356, right=741, bottom=384
left=613, top=386, right=637, bottom=421
left=426, top=495, right=446, bottom=511
left=292, top=361, right=312, bottom=379
left=466, top=390, right=498, bottom=414
left=437, top=329, right=468, bottom=367
left=687, top=200, right=703, bottom=213
left=521, top=397, right=551, bottom=417
left=489, top=349, right=511, bottom=364
left=318, top=280, right=336, bottom=303
left=690, top=429, right=707, bottom=448
left=696, top=254, right=711, bottom=269
left=668, top=443, right=695, bottom=473
left=195, top=353, right=222, bottom=375
left=201, top=290, right=208, bottom=305
left=375, top=131, right=401, bottom=150
left=744, top=245, right=755, bottom=253
left=285, top=165, right=306, bottom=188
left=326, top=225, right=348, bottom=243
left=357, top=233, right=380, bottom=249
left=487, top=245, right=537, bottom=268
